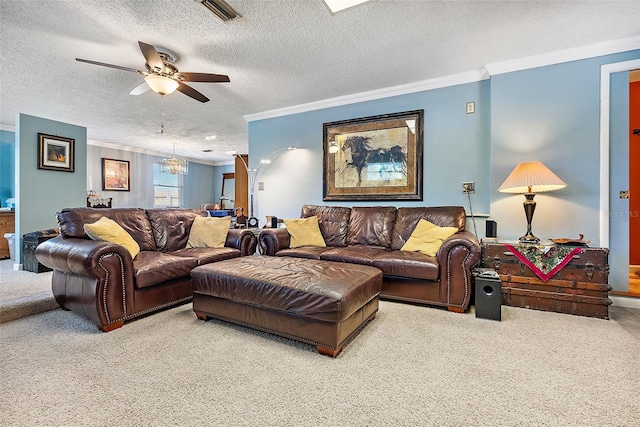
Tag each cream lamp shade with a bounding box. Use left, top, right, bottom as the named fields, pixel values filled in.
left=498, top=161, right=566, bottom=243
left=498, top=161, right=567, bottom=194
left=144, top=75, right=180, bottom=96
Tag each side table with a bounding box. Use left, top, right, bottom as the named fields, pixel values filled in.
left=480, top=240, right=611, bottom=319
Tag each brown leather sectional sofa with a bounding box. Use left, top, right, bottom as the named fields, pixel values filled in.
left=259, top=205, right=481, bottom=313
left=36, top=207, right=257, bottom=332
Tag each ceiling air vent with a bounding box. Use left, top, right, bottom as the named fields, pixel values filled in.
left=196, top=0, right=241, bottom=22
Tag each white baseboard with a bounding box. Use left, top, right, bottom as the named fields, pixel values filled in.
left=610, top=295, right=640, bottom=309
left=13, top=263, right=22, bottom=271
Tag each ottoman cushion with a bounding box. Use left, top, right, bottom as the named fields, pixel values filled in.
left=191, top=256, right=381, bottom=323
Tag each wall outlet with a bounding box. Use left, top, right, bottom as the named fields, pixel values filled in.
left=258, top=182, right=264, bottom=191
left=462, top=181, right=475, bottom=194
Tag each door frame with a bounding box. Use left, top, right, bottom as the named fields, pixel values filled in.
left=600, top=58, right=640, bottom=308
left=599, top=59, right=640, bottom=247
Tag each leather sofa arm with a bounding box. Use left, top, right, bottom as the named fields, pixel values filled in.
left=436, top=231, right=481, bottom=312
left=36, top=236, right=134, bottom=277
left=226, top=229, right=257, bottom=256
left=438, top=231, right=481, bottom=268
left=36, top=236, right=136, bottom=331
left=258, top=228, right=291, bottom=256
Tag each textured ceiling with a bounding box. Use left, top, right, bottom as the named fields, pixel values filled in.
left=1, top=0, right=639, bottom=164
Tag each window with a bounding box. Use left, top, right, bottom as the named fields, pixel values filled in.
left=153, top=163, right=182, bottom=207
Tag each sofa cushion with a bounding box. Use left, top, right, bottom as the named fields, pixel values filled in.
left=146, top=208, right=202, bottom=252
left=347, top=206, right=396, bottom=248
left=57, top=207, right=157, bottom=251
left=301, top=205, right=351, bottom=247
left=391, top=206, right=467, bottom=250
left=187, top=216, right=231, bottom=248
left=171, top=247, right=240, bottom=265
left=320, top=245, right=388, bottom=266
left=84, top=216, right=141, bottom=259
left=133, top=251, right=199, bottom=289
left=276, top=246, right=331, bottom=260
left=283, top=216, right=326, bottom=248
left=373, top=251, right=439, bottom=281
left=401, top=219, right=459, bottom=256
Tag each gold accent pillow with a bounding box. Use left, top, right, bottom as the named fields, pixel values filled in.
left=187, top=216, right=231, bottom=248
left=84, top=216, right=141, bottom=259
left=283, top=216, right=326, bottom=248
left=401, top=219, right=459, bottom=256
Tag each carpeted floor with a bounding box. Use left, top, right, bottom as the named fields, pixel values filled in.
left=1, top=297, right=639, bottom=426
left=0, top=260, right=57, bottom=323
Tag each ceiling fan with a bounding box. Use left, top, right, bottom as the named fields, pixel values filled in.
left=76, top=41, right=230, bottom=103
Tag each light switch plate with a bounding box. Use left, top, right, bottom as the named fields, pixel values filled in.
left=258, top=182, right=264, bottom=191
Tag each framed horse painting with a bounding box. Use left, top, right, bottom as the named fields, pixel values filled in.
left=323, top=110, right=423, bottom=201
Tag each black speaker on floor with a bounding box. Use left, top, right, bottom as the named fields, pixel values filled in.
left=485, top=220, right=497, bottom=238
left=474, top=270, right=502, bottom=321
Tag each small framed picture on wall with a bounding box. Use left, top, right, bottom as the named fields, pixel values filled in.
left=102, top=158, right=130, bottom=191
left=38, top=133, right=75, bottom=172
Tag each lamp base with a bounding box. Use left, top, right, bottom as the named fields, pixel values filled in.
left=519, top=233, right=540, bottom=244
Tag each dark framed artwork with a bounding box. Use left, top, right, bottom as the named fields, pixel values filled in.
left=38, top=133, right=75, bottom=172
left=102, top=158, right=130, bottom=191
left=323, top=109, right=423, bottom=201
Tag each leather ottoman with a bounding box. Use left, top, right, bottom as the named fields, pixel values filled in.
left=191, top=256, right=382, bottom=357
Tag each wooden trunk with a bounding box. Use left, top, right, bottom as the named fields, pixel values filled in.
left=22, top=228, right=59, bottom=273
left=480, top=242, right=611, bottom=319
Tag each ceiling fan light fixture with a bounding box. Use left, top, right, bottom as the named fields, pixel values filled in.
left=196, top=0, right=241, bottom=22
left=145, top=75, right=179, bottom=95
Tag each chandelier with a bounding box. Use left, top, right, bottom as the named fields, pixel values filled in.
left=160, top=143, right=188, bottom=175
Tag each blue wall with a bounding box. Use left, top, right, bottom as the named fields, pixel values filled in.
left=0, top=130, right=15, bottom=207
left=248, top=50, right=640, bottom=292
left=15, top=114, right=88, bottom=265
left=87, top=145, right=218, bottom=209
left=249, top=79, right=491, bottom=234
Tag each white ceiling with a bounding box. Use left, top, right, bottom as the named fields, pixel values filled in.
left=1, top=0, right=639, bottom=164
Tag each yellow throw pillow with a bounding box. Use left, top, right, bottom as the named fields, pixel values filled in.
left=84, top=216, right=141, bottom=259
left=187, top=216, right=231, bottom=248
left=283, top=216, right=326, bottom=248
left=401, top=219, right=459, bottom=256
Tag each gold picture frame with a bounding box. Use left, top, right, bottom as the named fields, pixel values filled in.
left=38, top=133, right=75, bottom=172
left=323, top=110, right=423, bottom=201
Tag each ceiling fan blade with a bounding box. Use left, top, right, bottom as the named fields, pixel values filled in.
left=177, top=82, right=210, bottom=103
left=138, top=41, right=164, bottom=71
left=179, top=72, right=230, bottom=83
left=129, top=81, right=151, bottom=95
left=76, top=58, right=142, bottom=73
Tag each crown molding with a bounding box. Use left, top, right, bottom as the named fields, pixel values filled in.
left=244, top=69, right=490, bottom=122
left=0, top=124, right=16, bottom=132
left=87, top=139, right=220, bottom=167
left=485, top=36, right=640, bottom=76
left=246, top=36, right=640, bottom=122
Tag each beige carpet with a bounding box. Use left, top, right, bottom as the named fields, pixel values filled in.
left=0, top=260, right=58, bottom=323
left=1, top=298, right=638, bottom=426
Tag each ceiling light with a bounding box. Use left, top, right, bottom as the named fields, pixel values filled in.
left=144, top=75, right=179, bottom=95
left=226, top=149, right=238, bottom=155
left=260, top=159, right=271, bottom=164
left=160, top=143, right=189, bottom=175
left=196, top=0, right=241, bottom=21
left=323, top=0, right=370, bottom=13
left=205, top=135, right=217, bottom=140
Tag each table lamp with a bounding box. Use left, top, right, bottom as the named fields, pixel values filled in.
left=498, top=161, right=567, bottom=243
